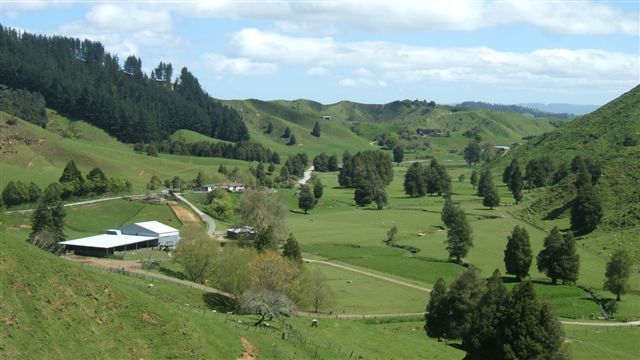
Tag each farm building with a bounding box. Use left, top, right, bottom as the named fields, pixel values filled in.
left=200, top=184, right=216, bottom=192
left=217, top=181, right=245, bottom=192
left=322, top=115, right=332, bottom=120
left=59, top=221, right=180, bottom=257
left=227, top=226, right=256, bottom=240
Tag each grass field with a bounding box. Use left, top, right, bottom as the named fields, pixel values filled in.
left=0, top=112, right=255, bottom=192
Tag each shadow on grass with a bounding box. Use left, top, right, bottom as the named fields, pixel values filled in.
left=203, top=292, right=239, bottom=312
left=159, top=266, right=185, bottom=280
left=544, top=200, right=574, bottom=220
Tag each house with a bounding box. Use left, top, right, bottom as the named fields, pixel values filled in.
left=322, top=115, right=332, bottom=120
left=200, top=184, right=216, bottom=192
left=227, top=226, right=256, bottom=240
left=217, top=181, right=245, bottom=193
left=59, top=221, right=180, bottom=257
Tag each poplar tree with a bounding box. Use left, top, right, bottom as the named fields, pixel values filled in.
left=441, top=195, right=456, bottom=229
left=30, top=184, right=66, bottom=242
left=470, top=170, right=479, bottom=189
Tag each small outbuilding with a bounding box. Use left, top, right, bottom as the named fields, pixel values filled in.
left=227, top=225, right=257, bottom=240
left=200, top=184, right=216, bottom=192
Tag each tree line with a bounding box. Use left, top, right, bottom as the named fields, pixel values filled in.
left=338, top=150, right=394, bottom=209
left=139, top=139, right=281, bottom=164
left=0, top=85, right=47, bottom=127
left=312, top=152, right=339, bottom=172
left=0, top=26, right=248, bottom=143
left=2, top=160, right=131, bottom=207
left=403, top=159, right=451, bottom=197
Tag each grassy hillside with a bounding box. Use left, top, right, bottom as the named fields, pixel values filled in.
left=496, top=85, right=640, bottom=247
left=0, top=111, right=253, bottom=191
left=223, top=98, right=558, bottom=159
left=170, top=129, right=232, bottom=144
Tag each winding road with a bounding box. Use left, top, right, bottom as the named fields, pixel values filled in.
left=298, top=165, right=315, bottom=185
left=174, top=193, right=216, bottom=235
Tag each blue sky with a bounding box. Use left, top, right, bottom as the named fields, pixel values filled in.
left=2, top=1, right=639, bottom=105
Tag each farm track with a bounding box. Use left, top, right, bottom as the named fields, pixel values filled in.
left=63, top=256, right=639, bottom=327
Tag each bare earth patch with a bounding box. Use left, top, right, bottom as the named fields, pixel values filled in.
left=237, top=336, right=257, bottom=360
left=169, top=202, right=200, bottom=225
left=140, top=312, right=158, bottom=325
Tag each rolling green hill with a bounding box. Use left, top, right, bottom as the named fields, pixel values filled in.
left=223, top=98, right=559, bottom=158
left=498, top=85, right=640, bottom=233
left=0, top=110, right=253, bottom=191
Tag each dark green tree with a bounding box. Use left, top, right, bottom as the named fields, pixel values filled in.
left=311, top=121, right=321, bottom=137
left=30, top=184, right=66, bottom=242
left=425, top=278, right=448, bottom=341
left=59, top=160, right=86, bottom=196
left=476, top=168, right=492, bottom=197
left=282, top=233, right=303, bottom=264
left=571, top=180, right=603, bottom=234
left=194, top=170, right=207, bottom=188
left=282, top=127, right=291, bottom=138
left=497, top=281, right=563, bottom=360
left=445, top=268, right=484, bottom=339
left=504, top=226, right=532, bottom=280
left=385, top=225, right=398, bottom=246
left=265, top=122, right=273, bottom=134
left=470, top=170, right=479, bottom=189
left=536, top=227, right=564, bottom=284
left=2, top=181, right=29, bottom=206
left=482, top=183, right=500, bottom=209
left=462, top=270, right=509, bottom=358
left=27, top=182, right=42, bottom=202
left=86, top=168, right=108, bottom=194
left=604, top=249, right=633, bottom=301
left=393, top=145, right=404, bottom=164
left=510, top=165, right=524, bottom=204
left=147, top=144, right=159, bottom=157
left=327, top=154, right=339, bottom=171
left=298, top=184, right=315, bottom=214
left=313, top=179, right=324, bottom=200
left=403, top=162, right=426, bottom=197
left=441, top=196, right=456, bottom=229
left=287, top=134, right=297, bottom=145
left=463, top=141, right=481, bottom=165
left=445, top=206, right=473, bottom=263
left=426, top=159, right=451, bottom=196
left=558, top=231, right=580, bottom=284
left=256, top=162, right=266, bottom=185
left=267, top=163, right=276, bottom=174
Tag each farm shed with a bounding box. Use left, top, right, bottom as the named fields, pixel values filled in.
left=59, top=221, right=180, bottom=257
left=120, top=221, right=180, bottom=247
left=59, top=230, right=158, bottom=257
left=227, top=226, right=256, bottom=240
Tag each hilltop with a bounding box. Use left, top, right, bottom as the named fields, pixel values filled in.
left=223, top=98, right=558, bottom=158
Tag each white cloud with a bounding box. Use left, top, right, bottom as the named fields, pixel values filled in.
left=203, top=53, right=278, bottom=76
left=339, top=77, right=387, bottom=88
left=168, top=0, right=638, bottom=36
left=306, top=66, right=329, bottom=76
left=227, top=29, right=638, bottom=90
left=57, top=4, right=179, bottom=57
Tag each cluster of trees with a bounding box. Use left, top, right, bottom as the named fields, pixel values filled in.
left=501, top=159, right=524, bottom=203
left=570, top=156, right=603, bottom=234
left=176, top=227, right=335, bottom=319
left=28, top=183, right=67, bottom=253
left=462, top=140, right=498, bottom=165
left=338, top=151, right=394, bottom=209
left=2, top=161, right=130, bottom=206
left=237, top=189, right=290, bottom=251
left=278, top=153, right=309, bottom=184
left=279, top=126, right=297, bottom=145
left=0, top=26, right=249, bottom=143
left=139, top=139, right=281, bottom=164
left=441, top=197, right=473, bottom=263
left=403, top=159, right=451, bottom=197
left=426, top=269, right=564, bottom=359
left=0, top=85, right=47, bottom=127
left=312, top=152, right=339, bottom=172
left=522, top=155, right=601, bottom=190
left=202, top=189, right=235, bottom=221
left=537, top=227, right=580, bottom=284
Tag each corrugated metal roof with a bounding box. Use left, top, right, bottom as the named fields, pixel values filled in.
left=59, top=234, right=156, bottom=249
left=134, top=221, right=179, bottom=234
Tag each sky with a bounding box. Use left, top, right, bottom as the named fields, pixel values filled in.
left=1, top=0, right=639, bottom=105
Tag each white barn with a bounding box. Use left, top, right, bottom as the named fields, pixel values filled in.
left=120, top=221, right=180, bottom=247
